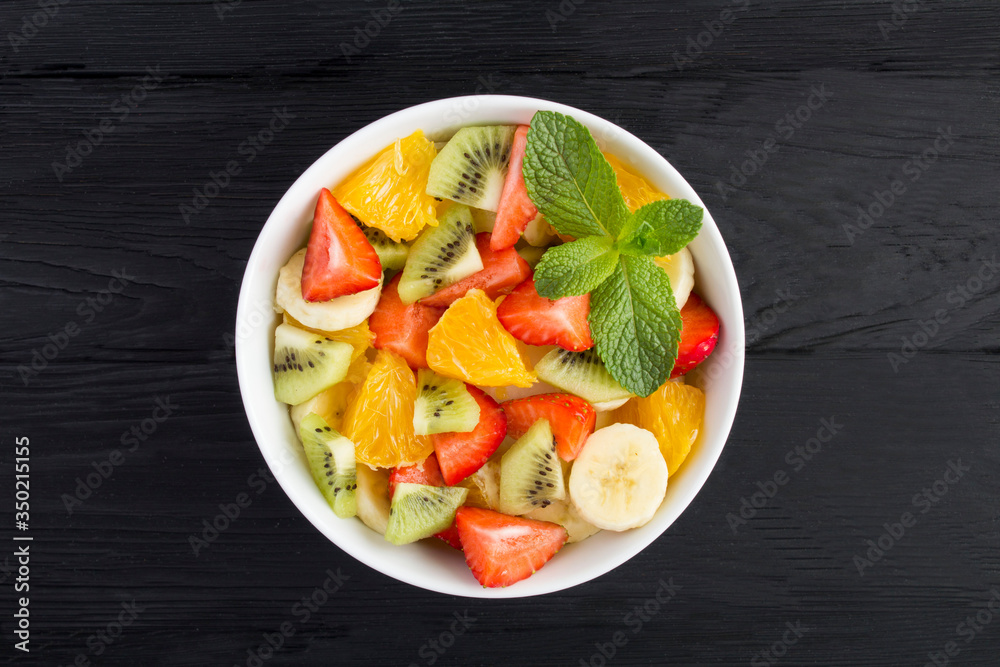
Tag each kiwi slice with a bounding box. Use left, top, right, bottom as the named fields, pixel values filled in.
left=533, top=348, right=634, bottom=405
left=426, top=126, right=515, bottom=211
left=397, top=204, right=483, bottom=304
left=300, top=413, right=357, bottom=519
left=413, top=369, right=480, bottom=436
left=273, top=323, right=353, bottom=405
left=362, top=225, right=409, bottom=272
left=499, top=419, right=566, bottom=515
left=384, top=483, right=468, bottom=545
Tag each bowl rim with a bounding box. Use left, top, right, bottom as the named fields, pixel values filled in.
left=236, top=94, right=745, bottom=598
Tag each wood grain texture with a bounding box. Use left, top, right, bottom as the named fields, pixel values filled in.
left=1, top=0, right=998, bottom=665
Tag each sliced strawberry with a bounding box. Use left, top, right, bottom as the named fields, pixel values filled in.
left=388, top=453, right=444, bottom=498
left=435, top=523, right=464, bottom=550
left=419, top=233, right=531, bottom=308
left=455, top=507, right=568, bottom=588
left=502, top=393, right=596, bottom=461
left=491, top=125, right=538, bottom=251
left=301, top=188, right=382, bottom=301
left=369, top=273, right=444, bottom=369
left=433, top=386, right=507, bottom=485
left=671, top=292, right=720, bottom=378
left=496, top=277, right=593, bottom=351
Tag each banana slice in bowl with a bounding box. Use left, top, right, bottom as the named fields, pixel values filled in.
left=276, top=249, right=382, bottom=332
left=568, top=423, right=668, bottom=531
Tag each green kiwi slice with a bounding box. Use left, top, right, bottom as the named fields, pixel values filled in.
left=426, top=126, right=515, bottom=211
left=362, top=224, right=410, bottom=272
left=273, top=323, right=353, bottom=405
left=300, top=413, right=357, bottom=519
left=384, top=483, right=468, bottom=545
left=533, top=348, right=634, bottom=405
left=397, top=204, right=483, bottom=304
left=413, top=369, right=481, bottom=436
left=499, top=419, right=566, bottom=515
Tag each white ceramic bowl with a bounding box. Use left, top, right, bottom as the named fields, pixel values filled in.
left=236, top=95, right=744, bottom=598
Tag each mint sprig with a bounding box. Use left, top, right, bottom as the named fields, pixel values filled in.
left=533, top=236, right=619, bottom=298
left=522, top=110, right=704, bottom=397
left=522, top=111, right=630, bottom=238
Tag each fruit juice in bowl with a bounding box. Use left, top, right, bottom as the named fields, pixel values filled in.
left=235, top=95, right=744, bottom=597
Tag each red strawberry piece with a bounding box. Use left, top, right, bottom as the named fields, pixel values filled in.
left=388, top=453, right=444, bottom=498
left=369, top=273, right=444, bottom=369
left=455, top=507, right=568, bottom=588
left=301, top=188, right=382, bottom=301
left=496, top=277, right=594, bottom=351
left=491, top=125, right=538, bottom=251
left=435, top=523, right=463, bottom=550
left=671, top=293, right=720, bottom=378
left=419, top=233, right=531, bottom=308
left=502, top=393, right=596, bottom=461
left=433, top=386, right=507, bottom=485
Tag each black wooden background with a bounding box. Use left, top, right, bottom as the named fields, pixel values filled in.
left=2, top=1, right=998, bottom=665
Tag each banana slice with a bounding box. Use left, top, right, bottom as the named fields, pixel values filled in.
left=355, top=463, right=391, bottom=535
left=524, top=498, right=602, bottom=543
left=569, top=423, right=668, bottom=531
left=591, top=397, right=630, bottom=412
left=275, top=249, right=382, bottom=332
left=654, top=247, right=694, bottom=309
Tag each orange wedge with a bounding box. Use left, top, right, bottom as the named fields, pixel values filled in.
left=610, top=379, right=704, bottom=476
left=426, top=289, right=536, bottom=388
left=341, top=349, right=433, bottom=468
left=333, top=130, right=439, bottom=242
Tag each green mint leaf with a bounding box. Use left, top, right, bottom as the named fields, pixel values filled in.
left=589, top=254, right=681, bottom=397
left=533, top=237, right=619, bottom=299
left=618, top=198, right=704, bottom=257
left=523, top=110, right=630, bottom=239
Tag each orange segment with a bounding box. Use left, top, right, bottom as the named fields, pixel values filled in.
left=610, top=379, right=704, bottom=476
left=426, top=289, right=536, bottom=388
left=333, top=130, right=439, bottom=242
left=283, top=313, right=373, bottom=362
left=604, top=152, right=670, bottom=213
left=341, top=349, right=433, bottom=468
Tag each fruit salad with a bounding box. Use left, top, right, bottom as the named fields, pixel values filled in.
left=270, top=111, right=720, bottom=588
